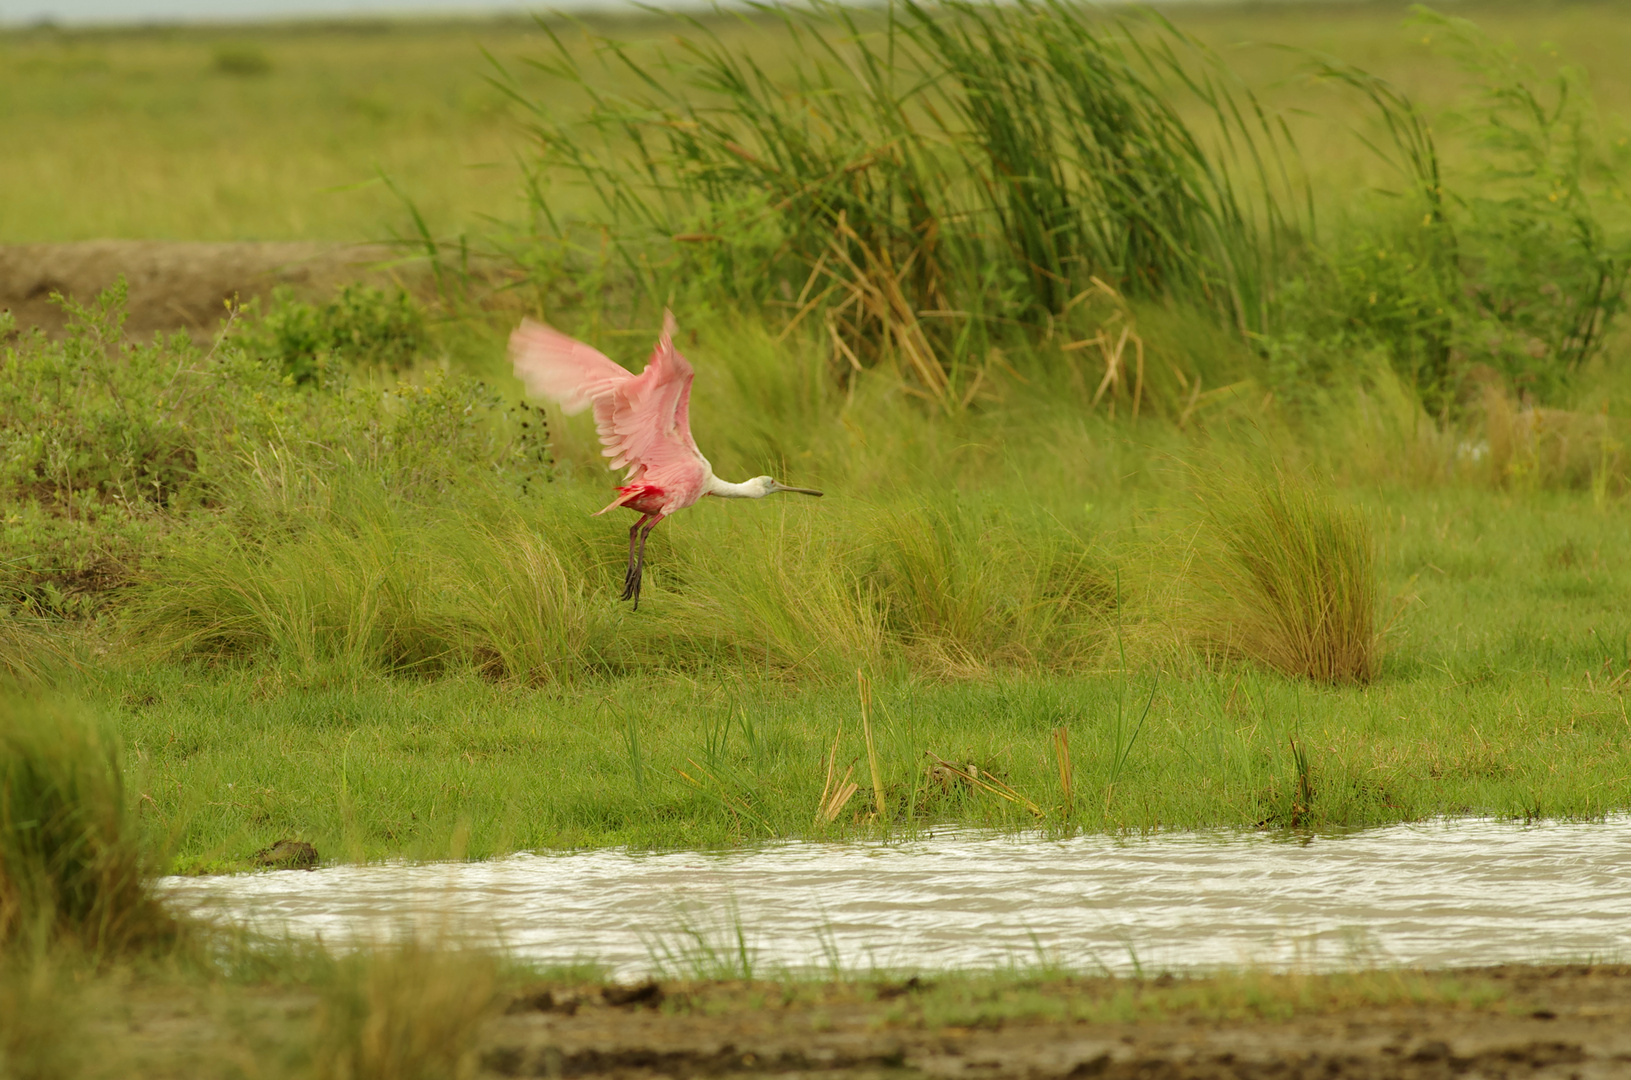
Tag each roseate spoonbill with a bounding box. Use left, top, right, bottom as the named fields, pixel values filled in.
left=509, top=311, right=823, bottom=609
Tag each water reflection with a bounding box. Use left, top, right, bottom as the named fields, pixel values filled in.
left=159, top=817, right=1631, bottom=977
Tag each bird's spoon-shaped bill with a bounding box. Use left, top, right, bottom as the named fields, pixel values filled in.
left=770, top=481, right=824, bottom=497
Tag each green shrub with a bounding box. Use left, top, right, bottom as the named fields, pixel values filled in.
left=1288, top=11, right=1631, bottom=409
left=0, top=282, right=225, bottom=512
left=0, top=282, right=540, bottom=620
left=212, top=44, right=272, bottom=77
left=1423, top=12, right=1631, bottom=394
left=240, top=285, right=430, bottom=386
left=0, top=696, right=168, bottom=952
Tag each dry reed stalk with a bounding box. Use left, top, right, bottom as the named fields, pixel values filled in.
left=815, top=723, right=860, bottom=825
left=924, top=752, right=1045, bottom=818
left=1061, top=280, right=1147, bottom=418
left=1053, top=726, right=1074, bottom=815
left=858, top=670, right=887, bottom=822
left=823, top=215, right=953, bottom=413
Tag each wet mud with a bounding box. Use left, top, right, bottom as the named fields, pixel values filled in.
left=478, top=966, right=1631, bottom=1079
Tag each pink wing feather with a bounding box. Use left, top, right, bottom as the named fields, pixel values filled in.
left=509, top=312, right=712, bottom=514
left=508, top=320, right=631, bottom=414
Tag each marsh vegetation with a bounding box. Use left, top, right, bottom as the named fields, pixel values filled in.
left=3, top=4, right=1631, bottom=1072
left=0, top=2, right=1629, bottom=868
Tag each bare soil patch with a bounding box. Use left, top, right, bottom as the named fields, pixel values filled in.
left=0, top=240, right=430, bottom=339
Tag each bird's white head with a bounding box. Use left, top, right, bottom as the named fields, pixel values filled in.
left=752, top=476, right=824, bottom=499
left=712, top=475, right=824, bottom=499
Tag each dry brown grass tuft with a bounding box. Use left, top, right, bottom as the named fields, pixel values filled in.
left=1480, top=384, right=1628, bottom=496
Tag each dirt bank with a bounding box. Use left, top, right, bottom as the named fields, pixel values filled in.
left=479, top=966, right=1631, bottom=1079
left=0, top=240, right=430, bottom=339
left=90, top=966, right=1631, bottom=1079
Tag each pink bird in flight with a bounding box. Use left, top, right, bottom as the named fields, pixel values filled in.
left=509, top=311, right=823, bottom=609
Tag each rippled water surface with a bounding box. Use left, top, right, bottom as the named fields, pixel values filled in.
left=160, top=818, right=1631, bottom=977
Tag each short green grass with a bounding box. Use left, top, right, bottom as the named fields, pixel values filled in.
left=3, top=10, right=1629, bottom=1078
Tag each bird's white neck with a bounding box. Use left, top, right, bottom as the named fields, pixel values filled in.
left=707, top=476, right=769, bottom=499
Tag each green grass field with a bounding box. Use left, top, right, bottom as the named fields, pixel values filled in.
left=5, top=4, right=1631, bottom=242
left=3, top=0, right=1631, bottom=877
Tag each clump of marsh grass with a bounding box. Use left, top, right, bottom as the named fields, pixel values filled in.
left=0, top=614, right=72, bottom=686
left=132, top=482, right=617, bottom=685
left=0, top=696, right=170, bottom=952
left=636, top=496, right=1111, bottom=680
left=311, top=940, right=501, bottom=1080
left=1188, top=469, right=1380, bottom=684
left=861, top=502, right=1113, bottom=675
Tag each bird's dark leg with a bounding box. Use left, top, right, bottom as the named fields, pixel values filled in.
left=623, top=515, right=663, bottom=610
left=622, top=516, right=648, bottom=601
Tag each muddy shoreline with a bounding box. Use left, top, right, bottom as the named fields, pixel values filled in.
left=96, top=966, right=1631, bottom=1078
left=478, top=967, right=1631, bottom=1079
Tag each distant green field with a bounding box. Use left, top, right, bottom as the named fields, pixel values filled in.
left=2, top=3, right=1630, bottom=243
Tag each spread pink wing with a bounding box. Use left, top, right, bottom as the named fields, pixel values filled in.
left=510, top=312, right=711, bottom=514
left=596, top=312, right=709, bottom=503
left=509, top=319, right=632, bottom=414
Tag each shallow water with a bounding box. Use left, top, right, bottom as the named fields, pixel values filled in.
left=159, top=817, right=1631, bottom=978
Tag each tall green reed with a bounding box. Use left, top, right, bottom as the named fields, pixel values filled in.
left=500, top=0, right=1309, bottom=408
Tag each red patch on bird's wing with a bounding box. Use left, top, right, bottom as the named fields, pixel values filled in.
left=594, top=484, right=668, bottom=517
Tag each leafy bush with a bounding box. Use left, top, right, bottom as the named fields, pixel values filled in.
left=240, top=284, right=430, bottom=386
left=1287, top=10, right=1631, bottom=409
left=1428, top=11, right=1631, bottom=399
left=0, top=282, right=226, bottom=512
left=0, top=282, right=265, bottom=616
left=0, top=283, right=545, bottom=620
left=212, top=44, right=272, bottom=77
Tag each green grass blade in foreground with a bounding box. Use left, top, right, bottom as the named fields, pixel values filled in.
left=0, top=695, right=172, bottom=953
